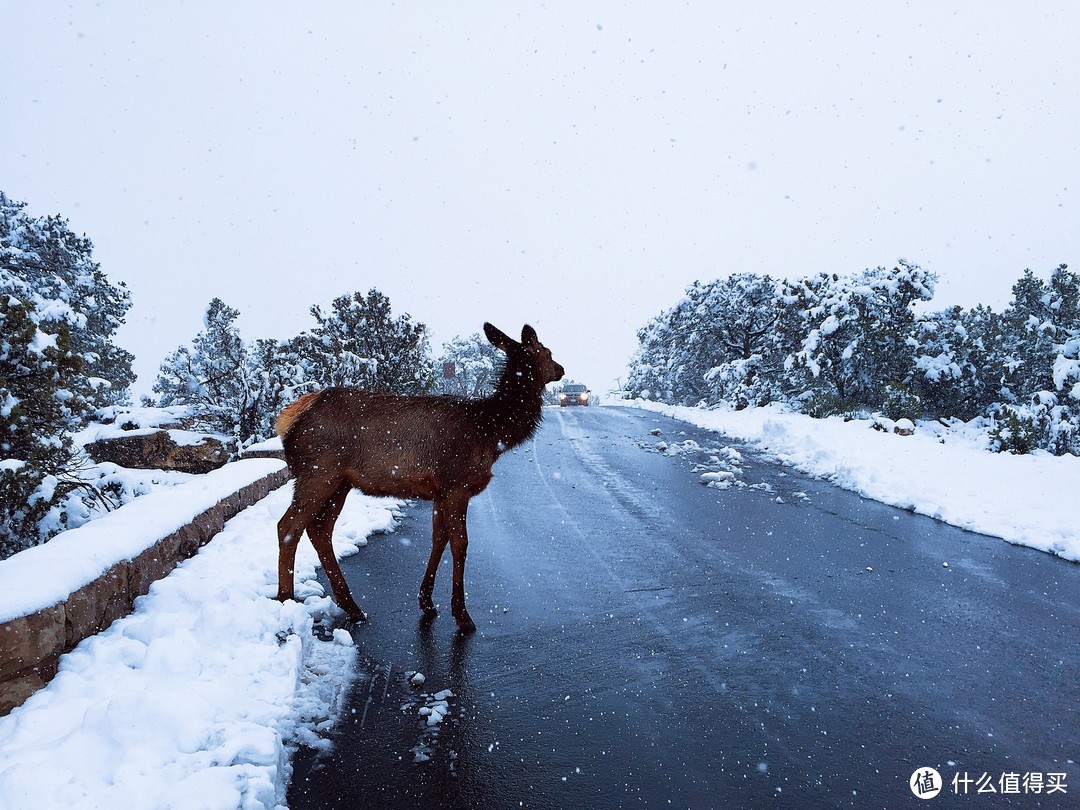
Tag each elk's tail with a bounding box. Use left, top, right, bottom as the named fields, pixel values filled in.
left=276, top=391, right=323, bottom=438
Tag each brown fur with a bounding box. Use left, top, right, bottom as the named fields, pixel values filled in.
left=275, top=323, right=564, bottom=632
left=275, top=390, right=323, bottom=438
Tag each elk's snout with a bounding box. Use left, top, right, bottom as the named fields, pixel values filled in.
left=551, top=361, right=565, bottom=383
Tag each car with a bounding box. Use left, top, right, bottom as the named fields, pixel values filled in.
left=559, top=383, right=590, bottom=406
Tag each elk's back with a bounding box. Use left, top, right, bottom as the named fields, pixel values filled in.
left=278, top=388, right=498, bottom=499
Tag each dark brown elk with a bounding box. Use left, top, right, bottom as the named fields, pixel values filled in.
left=275, top=323, right=564, bottom=632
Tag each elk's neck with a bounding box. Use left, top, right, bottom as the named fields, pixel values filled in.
left=484, top=363, right=544, bottom=449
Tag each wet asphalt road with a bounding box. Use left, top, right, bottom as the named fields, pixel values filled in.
left=288, top=406, right=1079, bottom=809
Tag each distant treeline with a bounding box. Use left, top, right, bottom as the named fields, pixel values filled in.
left=626, top=260, right=1080, bottom=456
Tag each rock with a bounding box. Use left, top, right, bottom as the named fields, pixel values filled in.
left=893, top=419, right=916, bottom=437
left=85, top=430, right=232, bottom=473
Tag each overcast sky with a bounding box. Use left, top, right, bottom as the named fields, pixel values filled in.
left=4, top=2, right=1078, bottom=396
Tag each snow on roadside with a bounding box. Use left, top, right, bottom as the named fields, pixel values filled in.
left=0, top=459, right=288, bottom=623
left=0, top=483, right=402, bottom=810
left=629, top=400, right=1080, bottom=562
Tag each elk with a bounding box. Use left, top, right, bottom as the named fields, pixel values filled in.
left=275, top=323, right=564, bottom=632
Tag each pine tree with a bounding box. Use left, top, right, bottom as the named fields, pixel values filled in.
left=0, top=193, right=134, bottom=556
left=998, top=265, right=1080, bottom=401
left=153, top=298, right=251, bottom=441
left=0, top=192, right=134, bottom=406
left=912, top=304, right=1004, bottom=420
left=694, top=274, right=782, bottom=408
left=779, top=261, right=935, bottom=414
left=241, top=337, right=311, bottom=444
left=438, top=333, right=503, bottom=397
left=0, top=288, right=88, bottom=556
left=626, top=302, right=687, bottom=403
left=297, top=289, right=436, bottom=394
left=626, top=274, right=783, bottom=407
left=989, top=265, right=1080, bottom=454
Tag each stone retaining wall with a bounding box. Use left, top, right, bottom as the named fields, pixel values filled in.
left=0, top=465, right=291, bottom=716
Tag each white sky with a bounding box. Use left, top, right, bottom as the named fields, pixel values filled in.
left=4, top=2, right=1078, bottom=396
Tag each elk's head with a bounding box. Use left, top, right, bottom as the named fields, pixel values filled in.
left=484, top=323, right=565, bottom=385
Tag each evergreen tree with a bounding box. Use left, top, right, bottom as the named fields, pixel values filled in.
left=988, top=265, right=1080, bottom=455
left=242, top=337, right=311, bottom=443
left=0, top=285, right=88, bottom=556
left=153, top=298, right=257, bottom=443
left=695, top=274, right=782, bottom=408
left=297, top=289, right=436, bottom=394
left=0, top=193, right=134, bottom=556
left=997, top=265, right=1080, bottom=401
left=626, top=301, right=690, bottom=403
left=152, top=307, right=311, bottom=448
left=438, top=333, right=503, bottom=397
left=0, top=192, right=134, bottom=406
left=912, top=303, right=1014, bottom=420
left=780, top=261, right=935, bottom=413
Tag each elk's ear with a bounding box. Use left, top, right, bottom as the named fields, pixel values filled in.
left=521, top=324, right=538, bottom=346
left=484, top=322, right=514, bottom=351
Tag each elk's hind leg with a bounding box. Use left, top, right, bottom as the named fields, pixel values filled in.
left=277, top=482, right=332, bottom=604
left=306, top=483, right=366, bottom=622
left=446, top=493, right=476, bottom=633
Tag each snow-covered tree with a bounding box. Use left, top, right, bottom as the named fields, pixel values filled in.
left=0, top=192, right=134, bottom=406
left=153, top=298, right=248, bottom=435
left=780, top=261, right=936, bottom=413
left=296, top=289, right=435, bottom=394
left=626, top=306, right=681, bottom=403
left=150, top=298, right=293, bottom=447
left=988, top=265, right=1080, bottom=454
left=240, top=337, right=312, bottom=443
left=996, top=265, right=1079, bottom=401
left=0, top=284, right=88, bottom=556
left=0, top=194, right=135, bottom=556
left=912, top=305, right=1004, bottom=420
left=438, top=332, right=502, bottom=397
left=694, top=274, right=782, bottom=408
left=627, top=274, right=782, bottom=406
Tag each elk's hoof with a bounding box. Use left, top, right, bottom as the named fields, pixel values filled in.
left=345, top=607, right=368, bottom=624
left=455, top=615, right=477, bottom=634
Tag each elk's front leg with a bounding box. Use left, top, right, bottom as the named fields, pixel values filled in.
left=446, top=495, right=476, bottom=633
left=418, top=499, right=451, bottom=618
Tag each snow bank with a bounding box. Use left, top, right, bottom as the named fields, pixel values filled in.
left=629, top=400, right=1080, bottom=562
left=0, top=484, right=401, bottom=809
left=74, top=405, right=233, bottom=448
left=0, top=459, right=287, bottom=623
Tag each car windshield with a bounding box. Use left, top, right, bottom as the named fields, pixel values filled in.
left=564, top=385, right=586, bottom=393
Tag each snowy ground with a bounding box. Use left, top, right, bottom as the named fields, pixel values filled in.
left=0, top=483, right=402, bottom=810
left=629, top=399, right=1080, bottom=563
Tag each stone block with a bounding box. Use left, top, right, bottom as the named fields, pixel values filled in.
left=64, top=563, right=131, bottom=649
left=129, top=534, right=181, bottom=598
left=0, top=669, right=48, bottom=716
left=0, top=603, right=66, bottom=680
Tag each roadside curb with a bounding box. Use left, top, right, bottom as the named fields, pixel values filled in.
left=0, top=463, right=291, bottom=716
